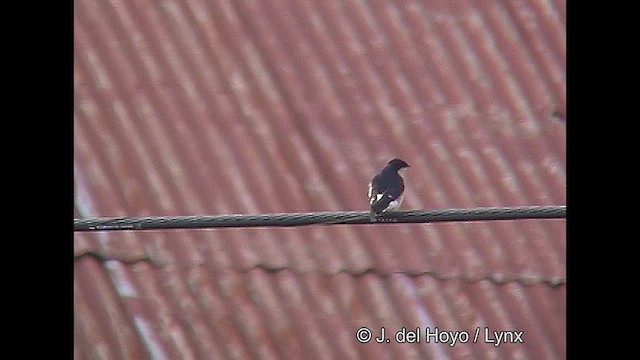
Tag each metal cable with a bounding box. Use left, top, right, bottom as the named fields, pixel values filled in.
left=74, top=205, right=566, bottom=232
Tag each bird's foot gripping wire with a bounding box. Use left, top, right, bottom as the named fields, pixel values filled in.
left=369, top=212, right=400, bottom=223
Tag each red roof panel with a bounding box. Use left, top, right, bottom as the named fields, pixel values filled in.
left=74, top=0, right=566, bottom=358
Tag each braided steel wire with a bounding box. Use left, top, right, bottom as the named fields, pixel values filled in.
left=74, top=205, right=566, bottom=232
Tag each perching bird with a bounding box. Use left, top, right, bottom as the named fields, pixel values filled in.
left=368, top=158, right=410, bottom=221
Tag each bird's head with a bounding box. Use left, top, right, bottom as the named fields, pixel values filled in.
left=386, top=158, right=411, bottom=171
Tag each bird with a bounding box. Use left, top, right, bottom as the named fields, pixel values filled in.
left=368, top=158, right=410, bottom=221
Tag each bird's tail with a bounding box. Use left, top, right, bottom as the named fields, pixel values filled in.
left=370, top=196, right=392, bottom=215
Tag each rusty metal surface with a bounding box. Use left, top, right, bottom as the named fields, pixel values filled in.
left=74, top=0, right=566, bottom=358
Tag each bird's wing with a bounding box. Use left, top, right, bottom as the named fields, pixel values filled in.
left=368, top=174, right=385, bottom=204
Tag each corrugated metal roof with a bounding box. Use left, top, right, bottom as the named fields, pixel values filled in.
left=74, top=0, right=566, bottom=358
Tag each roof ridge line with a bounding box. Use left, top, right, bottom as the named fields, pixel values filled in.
left=74, top=253, right=565, bottom=287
